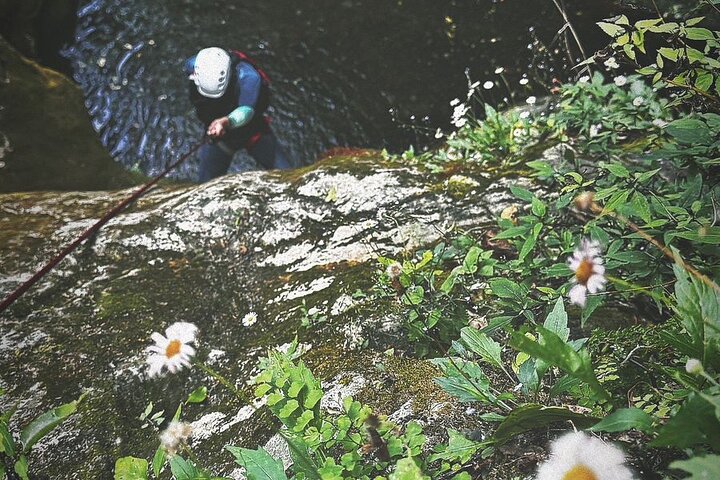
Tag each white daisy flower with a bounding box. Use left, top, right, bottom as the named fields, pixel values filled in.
left=450, top=98, right=460, bottom=106
left=483, top=80, right=494, bottom=90
left=519, top=78, right=529, bottom=85
left=614, top=75, right=627, bottom=87
left=526, top=96, right=537, bottom=105
left=242, top=312, right=258, bottom=327
left=567, top=239, right=606, bottom=307
left=146, top=322, right=198, bottom=377
left=519, top=110, right=531, bottom=119
left=494, top=66, right=505, bottom=74
left=451, top=102, right=469, bottom=128
left=159, top=420, right=193, bottom=457
left=632, top=96, right=644, bottom=107
left=589, top=124, right=601, bottom=138
left=604, top=57, right=620, bottom=69
left=536, top=431, right=635, bottom=480
left=386, top=261, right=403, bottom=280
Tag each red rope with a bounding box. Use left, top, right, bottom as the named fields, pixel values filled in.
left=0, top=139, right=207, bottom=315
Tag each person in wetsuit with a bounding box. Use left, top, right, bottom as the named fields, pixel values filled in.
left=185, top=47, right=290, bottom=182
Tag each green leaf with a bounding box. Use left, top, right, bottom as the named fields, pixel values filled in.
left=282, top=434, right=320, bottom=480
left=685, top=27, right=714, bottom=41
left=114, top=457, right=149, bottom=480
left=670, top=455, right=720, bottom=479
left=519, top=223, right=542, bottom=262
left=543, top=298, right=569, bottom=342
left=278, top=400, right=300, bottom=419
left=186, top=386, right=208, bottom=404
left=428, top=429, right=483, bottom=464
left=20, top=397, right=80, bottom=452
left=403, top=285, right=425, bottom=305
left=169, top=456, right=211, bottom=480
left=604, top=163, right=629, bottom=178
left=493, top=404, right=597, bottom=445
left=652, top=393, right=720, bottom=450
left=509, top=185, right=535, bottom=202
left=14, top=455, right=28, bottom=480
left=531, top=197, right=546, bottom=217
left=0, top=420, right=16, bottom=457
left=489, top=278, right=527, bottom=302
left=460, top=328, right=503, bottom=370
left=226, top=447, right=288, bottom=480
left=589, top=408, right=653, bottom=433
left=630, top=192, right=651, bottom=224
left=666, top=118, right=712, bottom=144
left=303, top=388, right=323, bottom=409
left=152, top=446, right=166, bottom=478
left=510, top=327, right=610, bottom=400
left=462, top=246, right=482, bottom=274
left=493, top=225, right=529, bottom=240
left=597, top=21, right=624, bottom=37
left=602, top=189, right=630, bottom=214
left=390, top=455, right=429, bottom=480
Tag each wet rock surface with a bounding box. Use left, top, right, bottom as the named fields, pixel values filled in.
left=0, top=36, right=140, bottom=193
left=0, top=152, right=518, bottom=477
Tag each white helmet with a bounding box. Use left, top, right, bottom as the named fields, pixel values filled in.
left=191, top=47, right=232, bottom=98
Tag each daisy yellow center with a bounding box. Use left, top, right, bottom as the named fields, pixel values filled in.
left=575, top=258, right=594, bottom=285
left=563, top=464, right=597, bottom=480
left=165, top=339, right=182, bottom=358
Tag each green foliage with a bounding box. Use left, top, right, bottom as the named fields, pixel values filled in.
left=114, top=456, right=149, bottom=480
left=226, top=447, right=288, bottom=480
left=670, top=454, right=720, bottom=479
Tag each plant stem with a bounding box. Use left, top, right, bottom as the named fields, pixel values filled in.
left=194, top=361, right=251, bottom=405
left=605, top=275, right=673, bottom=306
left=551, top=0, right=591, bottom=75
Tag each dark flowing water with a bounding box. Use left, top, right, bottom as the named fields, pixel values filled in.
left=63, top=0, right=615, bottom=180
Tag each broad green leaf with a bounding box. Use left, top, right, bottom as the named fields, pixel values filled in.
left=226, top=447, right=288, bottom=480
left=114, top=457, right=149, bottom=480
left=428, top=429, right=483, bottom=464
left=602, top=189, right=630, bottom=214
left=589, top=408, right=653, bottom=433
left=685, top=27, right=714, bottom=40
left=519, top=223, right=542, bottom=262
left=493, top=404, right=597, bottom=445
left=186, top=386, right=208, bottom=404
left=462, top=246, right=482, bottom=274
left=390, top=456, right=429, bottom=480
left=509, top=185, right=535, bottom=202
left=531, top=197, right=546, bottom=217
left=666, top=118, right=712, bottom=144
left=543, top=298, right=569, bottom=342
left=403, top=285, right=424, bottom=305
left=282, top=434, right=320, bottom=480
left=652, top=393, right=720, bottom=450
left=604, top=163, right=629, bottom=178
left=14, top=455, right=28, bottom=480
left=597, top=21, right=624, bottom=37
left=279, top=400, right=299, bottom=419
left=169, top=456, right=211, bottom=480
left=460, top=328, right=503, bottom=370
left=493, top=225, right=529, bottom=240
left=631, top=192, right=651, bottom=224
left=670, top=455, right=720, bottom=479
left=20, top=398, right=80, bottom=452
left=489, top=278, right=527, bottom=302
left=510, top=327, right=610, bottom=400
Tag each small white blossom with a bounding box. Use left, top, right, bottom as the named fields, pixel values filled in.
left=450, top=98, right=460, bottom=106
left=451, top=102, right=469, bottom=128
left=519, top=78, right=529, bottom=85
left=146, top=322, right=198, bottom=377
left=159, top=421, right=193, bottom=456
left=567, top=239, right=606, bottom=307
left=386, top=262, right=403, bottom=280
left=685, top=358, right=703, bottom=375
left=604, top=57, right=620, bottom=69
left=578, top=75, right=590, bottom=83
left=483, top=80, right=494, bottom=90
left=614, top=75, right=627, bottom=87
left=536, top=431, right=635, bottom=480
left=526, top=96, right=537, bottom=105
left=434, top=128, right=443, bottom=139
left=494, top=66, right=505, bottom=74
left=652, top=119, right=668, bottom=128
left=632, top=96, right=644, bottom=107
left=519, top=110, right=531, bottom=119
left=589, top=124, right=602, bottom=138
left=242, top=312, right=258, bottom=327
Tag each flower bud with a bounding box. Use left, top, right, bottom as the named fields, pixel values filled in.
left=573, top=192, right=596, bottom=212
left=685, top=358, right=703, bottom=375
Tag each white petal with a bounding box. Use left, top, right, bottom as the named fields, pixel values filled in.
left=593, top=263, right=606, bottom=276
left=165, top=322, right=198, bottom=344
left=568, top=258, right=581, bottom=271
left=150, top=332, right=168, bottom=347
left=587, top=274, right=607, bottom=293
left=569, top=284, right=587, bottom=307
